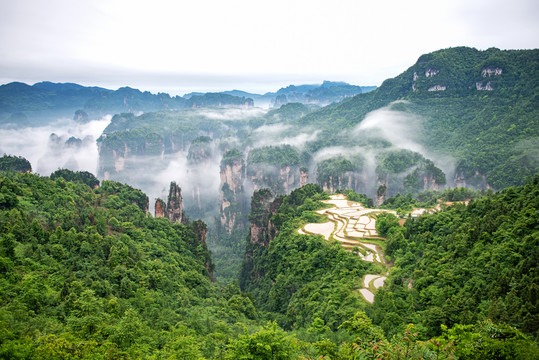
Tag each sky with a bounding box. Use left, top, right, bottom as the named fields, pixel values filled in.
left=0, top=0, right=538, bottom=95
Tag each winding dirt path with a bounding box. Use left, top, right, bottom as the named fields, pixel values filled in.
left=298, top=194, right=395, bottom=303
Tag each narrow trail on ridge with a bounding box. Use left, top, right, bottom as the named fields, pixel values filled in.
left=298, top=194, right=396, bottom=303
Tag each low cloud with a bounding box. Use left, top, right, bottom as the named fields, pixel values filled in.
left=0, top=116, right=111, bottom=176
left=252, top=124, right=320, bottom=149
left=353, top=102, right=425, bottom=154
left=198, top=107, right=267, bottom=121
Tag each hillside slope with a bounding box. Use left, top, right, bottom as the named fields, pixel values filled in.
left=301, top=47, right=539, bottom=189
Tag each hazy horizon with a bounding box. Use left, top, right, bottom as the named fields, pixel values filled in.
left=1, top=0, right=538, bottom=96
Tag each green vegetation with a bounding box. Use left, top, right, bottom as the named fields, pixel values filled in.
left=375, top=149, right=447, bottom=195
left=248, top=145, right=301, bottom=168
left=264, top=103, right=315, bottom=125
left=0, top=171, right=260, bottom=359
left=187, top=136, right=213, bottom=163
left=380, top=187, right=489, bottom=211
left=50, top=169, right=100, bottom=188
left=241, top=185, right=374, bottom=330
left=374, top=177, right=539, bottom=341
left=316, top=157, right=356, bottom=186
left=0, top=155, right=32, bottom=173
left=247, top=145, right=304, bottom=195
left=337, top=189, right=374, bottom=207
left=238, top=182, right=538, bottom=358
left=300, top=47, right=539, bottom=190
left=0, top=170, right=537, bottom=359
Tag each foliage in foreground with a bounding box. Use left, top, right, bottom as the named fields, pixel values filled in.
left=0, top=170, right=537, bottom=359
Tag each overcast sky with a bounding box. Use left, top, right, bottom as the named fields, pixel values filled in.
left=0, top=0, right=538, bottom=95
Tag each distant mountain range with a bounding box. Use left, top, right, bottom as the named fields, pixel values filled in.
left=0, top=80, right=376, bottom=126
left=184, top=81, right=377, bottom=107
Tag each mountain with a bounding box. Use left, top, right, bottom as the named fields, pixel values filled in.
left=2, top=44, right=539, bottom=358
left=0, top=81, right=108, bottom=112
left=268, top=80, right=375, bottom=107
left=300, top=47, right=539, bottom=190
left=0, top=169, right=265, bottom=359
left=184, top=81, right=377, bottom=108
left=238, top=180, right=539, bottom=357
left=0, top=82, right=254, bottom=126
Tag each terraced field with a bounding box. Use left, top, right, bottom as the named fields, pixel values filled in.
left=298, top=194, right=396, bottom=303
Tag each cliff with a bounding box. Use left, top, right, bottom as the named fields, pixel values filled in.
left=248, top=189, right=282, bottom=247
left=219, top=149, right=246, bottom=233
left=299, top=167, right=309, bottom=187
left=155, top=198, right=166, bottom=218
left=166, top=181, right=184, bottom=224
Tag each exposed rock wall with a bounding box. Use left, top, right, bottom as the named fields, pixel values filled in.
left=482, top=67, right=502, bottom=77
left=219, top=151, right=246, bottom=233
left=476, top=81, right=494, bottom=91
left=299, top=168, right=309, bottom=187
left=428, top=85, right=446, bottom=91
left=278, top=166, right=295, bottom=194
left=249, top=189, right=282, bottom=247
left=376, top=184, right=387, bottom=206
left=155, top=198, right=166, bottom=218
left=166, top=181, right=183, bottom=223
left=425, top=68, right=439, bottom=77
left=321, top=173, right=354, bottom=193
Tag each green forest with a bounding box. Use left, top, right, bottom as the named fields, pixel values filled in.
left=0, top=46, right=537, bottom=359
left=1, top=165, right=537, bottom=359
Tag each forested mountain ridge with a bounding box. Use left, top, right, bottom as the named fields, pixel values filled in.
left=0, top=170, right=261, bottom=358
left=374, top=176, right=539, bottom=339
left=0, top=82, right=254, bottom=125
left=300, top=47, right=539, bottom=189
left=237, top=181, right=539, bottom=359
left=1, top=167, right=538, bottom=358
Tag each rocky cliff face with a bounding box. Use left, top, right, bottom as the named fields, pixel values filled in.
left=219, top=150, right=246, bottom=233
left=278, top=166, right=296, bottom=194
left=248, top=165, right=300, bottom=196
left=155, top=198, right=166, bottom=218
left=299, top=168, right=309, bottom=187
left=453, top=171, right=491, bottom=189
left=375, top=184, right=387, bottom=206
left=321, top=173, right=355, bottom=193
left=166, top=181, right=183, bottom=223
left=248, top=189, right=283, bottom=247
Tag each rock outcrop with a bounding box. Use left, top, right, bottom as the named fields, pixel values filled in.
left=453, top=170, right=491, bottom=190
left=425, top=68, right=439, bottom=77
left=192, top=219, right=207, bottom=244
left=166, top=181, right=183, bottom=224
left=476, top=81, right=494, bottom=91
left=248, top=189, right=282, bottom=247
left=428, top=85, right=446, bottom=91
left=278, top=166, right=295, bottom=194
left=219, top=149, right=246, bottom=233
left=482, top=67, right=502, bottom=77
left=376, top=184, right=387, bottom=206
left=299, top=167, right=309, bottom=187
left=155, top=198, right=166, bottom=218
left=321, top=173, right=355, bottom=193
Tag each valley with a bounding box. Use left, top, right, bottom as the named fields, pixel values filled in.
left=0, top=46, right=537, bottom=359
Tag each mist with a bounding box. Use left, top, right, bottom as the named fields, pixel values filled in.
left=352, top=102, right=457, bottom=185
left=0, top=116, right=111, bottom=176
left=251, top=123, right=320, bottom=149
left=199, top=107, right=267, bottom=121
left=354, top=102, right=426, bottom=154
